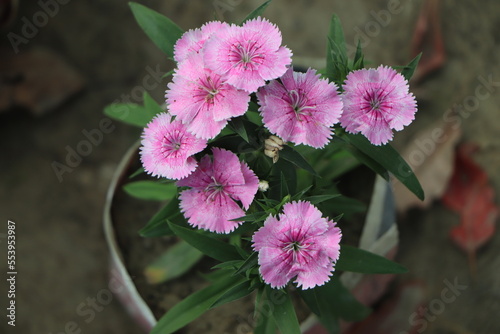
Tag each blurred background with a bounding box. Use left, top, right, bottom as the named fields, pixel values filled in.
left=1, top=0, right=499, bottom=333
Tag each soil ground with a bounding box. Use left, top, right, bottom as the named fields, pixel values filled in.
left=1, top=0, right=499, bottom=333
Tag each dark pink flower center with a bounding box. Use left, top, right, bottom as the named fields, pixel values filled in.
left=195, top=74, right=224, bottom=104
left=161, top=132, right=184, bottom=157
left=205, top=176, right=227, bottom=202
left=364, top=88, right=386, bottom=112
left=281, top=231, right=315, bottom=264
left=230, top=40, right=264, bottom=69
left=288, top=89, right=315, bottom=121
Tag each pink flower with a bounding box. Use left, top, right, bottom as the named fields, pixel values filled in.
left=140, top=113, right=207, bottom=180
left=177, top=148, right=259, bottom=233
left=257, top=68, right=343, bottom=148
left=340, top=65, right=417, bottom=145
left=252, top=201, right=342, bottom=290
left=204, top=17, right=292, bottom=93
left=166, top=52, right=250, bottom=139
left=174, top=21, right=229, bottom=63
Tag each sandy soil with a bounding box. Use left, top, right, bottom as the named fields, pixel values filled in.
left=1, top=0, right=499, bottom=333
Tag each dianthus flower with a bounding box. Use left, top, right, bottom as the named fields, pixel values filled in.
left=340, top=65, right=417, bottom=145
left=257, top=68, right=343, bottom=148
left=140, top=113, right=207, bottom=180
left=252, top=201, right=342, bottom=290
left=177, top=148, right=259, bottom=233
left=166, top=52, right=250, bottom=139
left=204, top=17, right=292, bottom=93
left=173, top=21, right=229, bottom=63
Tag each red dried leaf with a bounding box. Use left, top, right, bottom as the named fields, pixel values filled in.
left=410, top=0, right=446, bottom=84
left=442, top=143, right=498, bottom=256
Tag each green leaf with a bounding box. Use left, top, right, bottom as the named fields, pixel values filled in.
left=104, top=103, right=151, bottom=127
left=253, top=311, right=276, bottom=334
left=343, top=133, right=424, bottom=200
left=144, top=240, right=203, bottom=284
left=168, top=223, right=242, bottom=262
left=322, top=195, right=366, bottom=215
left=162, top=69, right=174, bottom=79
left=129, top=2, right=184, bottom=58
left=228, top=117, right=249, bottom=143
left=269, top=159, right=297, bottom=200
left=336, top=245, right=408, bottom=274
left=209, top=134, right=255, bottom=154
left=143, top=91, right=163, bottom=119
left=211, top=260, right=242, bottom=270
left=211, top=279, right=255, bottom=308
left=352, top=39, right=364, bottom=70
left=128, top=167, right=144, bottom=179
left=301, top=275, right=370, bottom=326
left=270, top=288, right=301, bottom=334
left=123, top=181, right=177, bottom=201
left=305, top=194, right=340, bottom=205
left=280, top=145, right=319, bottom=176
left=326, top=14, right=348, bottom=83
left=241, top=0, right=272, bottom=24
left=151, top=274, right=245, bottom=334
left=234, top=251, right=258, bottom=276
left=332, top=135, right=389, bottom=181
left=401, top=53, right=422, bottom=81
left=299, top=284, right=340, bottom=332
left=139, top=197, right=181, bottom=237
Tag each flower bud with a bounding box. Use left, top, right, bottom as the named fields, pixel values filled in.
left=264, top=135, right=284, bottom=163
left=258, top=180, right=269, bottom=192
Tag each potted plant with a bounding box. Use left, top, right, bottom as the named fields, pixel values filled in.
left=103, top=1, right=424, bottom=333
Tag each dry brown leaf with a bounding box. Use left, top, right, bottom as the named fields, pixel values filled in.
left=393, top=119, right=461, bottom=212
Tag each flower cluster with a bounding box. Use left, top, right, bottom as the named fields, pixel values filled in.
left=166, top=18, right=292, bottom=140
left=137, top=16, right=418, bottom=291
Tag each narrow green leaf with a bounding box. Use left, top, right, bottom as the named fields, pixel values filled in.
left=162, top=69, right=174, bottom=79
left=401, top=53, right=422, bottom=81
left=336, top=245, right=408, bottom=274
left=143, top=91, right=163, bottom=120
left=128, top=167, right=144, bottom=179
left=209, top=134, right=255, bottom=154
left=301, top=275, right=370, bottom=325
left=254, top=288, right=277, bottom=334
left=231, top=211, right=267, bottom=223
left=139, top=197, right=180, bottom=237
left=343, top=133, right=424, bottom=200
left=212, top=260, right=242, bottom=270
left=328, top=276, right=371, bottom=322
left=322, top=195, right=366, bottom=215
left=299, top=286, right=340, bottom=332
left=168, top=223, right=242, bottom=262
left=241, top=0, right=272, bottom=24
left=332, top=135, right=390, bottom=181
left=104, top=103, right=151, bottom=127
left=352, top=39, right=364, bottom=69
left=269, top=159, right=297, bottom=200
left=228, top=117, right=249, bottom=143
left=123, top=181, right=177, bottom=201
left=129, top=2, right=184, bottom=58
left=210, top=279, right=255, bottom=308
left=234, top=252, right=258, bottom=276
left=305, top=194, right=340, bottom=205
left=270, top=288, right=301, bottom=334
left=326, top=14, right=348, bottom=82
left=144, top=240, right=203, bottom=284
left=151, top=274, right=245, bottom=334
left=253, top=312, right=276, bottom=334
left=280, top=145, right=319, bottom=176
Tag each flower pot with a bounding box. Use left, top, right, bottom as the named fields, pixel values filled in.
left=103, top=142, right=400, bottom=333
